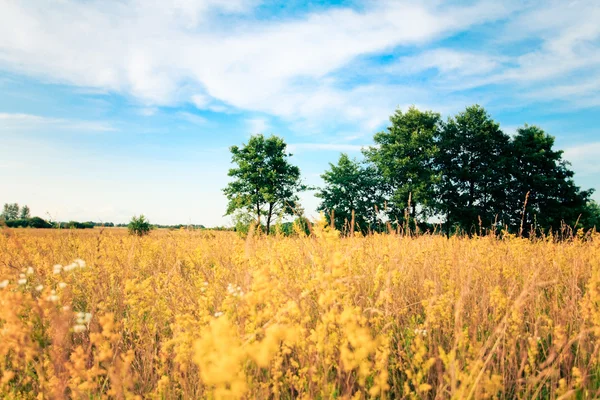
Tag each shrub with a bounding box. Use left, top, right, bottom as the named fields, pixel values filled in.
left=128, top=215, right=152, bottom=236
left=29, top=217, right=53, bottom=228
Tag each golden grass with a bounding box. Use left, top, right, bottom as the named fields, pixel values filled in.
left=1, top=223, right=599, bottom=399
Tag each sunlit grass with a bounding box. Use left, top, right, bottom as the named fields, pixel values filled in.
left=0, top=223, right=599, bottom=398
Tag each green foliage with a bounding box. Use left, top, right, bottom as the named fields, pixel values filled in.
left=316, top=153, right=386, bottom=234
left=507, top=125, right=592, bottom=233
left=128, top=215, right=152, bottom=236
left=358, top=104, right=595, bottom=236
left=582, top=200, right=600, bottom=230
left=29, top=217, right=53, bottom=229
left=364, top=106, right=441, bottom=225
left=231, top=210, right=255, bottom=238
left=223, top=134, right=305, bottom=235
left=1, top=203, right=20, bottom=221
left=276, top=217, right=312, bottom=237
left=19, top=205, right=31, bottom=219
left=4, top=217, right=52, bottom=229
left=434, top=105, right=512, bottom=234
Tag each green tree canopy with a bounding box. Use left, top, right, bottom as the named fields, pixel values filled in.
left=223, top=134, right=304, bottom=234
left=434, top=105, right=511, bottom=234
left=364, top=106, right=441, bottom=225
left=316, top=153, right=386, bottom=234
left=508, top=125, right=593, bottom=233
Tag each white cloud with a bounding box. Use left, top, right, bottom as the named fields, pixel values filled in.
left=387, top=49, right=503, bottom=77
left=246, top=117, right=269, bottom=135
left=0, top=112, right=116, bottom=132
left=564, top=142, right=600, bottom=176
left=191, top=93, right=211, bottom=109
left=139, top=107, right=158, bottom=116
left=0, top=0, right=516, bottom=129
left=467, top=1, right=600, bottom=101
left=177, top=111, right=207, bottom=125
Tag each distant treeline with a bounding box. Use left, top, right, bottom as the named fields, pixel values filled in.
left=115, top=223, right=208, bottom=230
left=1, top=217, right=115, bottom=229
left=0, top=205, right=219, bottom=230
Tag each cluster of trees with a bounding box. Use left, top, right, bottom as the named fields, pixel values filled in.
left=224, top=105, right=599, bottom=236
left=0, top=203, right=51, bottom=228
left=1, top=203, right=31, bottom=220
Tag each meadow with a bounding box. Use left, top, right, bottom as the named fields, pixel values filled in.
left=1, top=224, right=600, bottom=399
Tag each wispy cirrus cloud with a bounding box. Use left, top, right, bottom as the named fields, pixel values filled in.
left=564, top=142, right=600, bottom=176
left=0, top=112, right=116, bottom=132
left=177, top=111, right=207, bottom=125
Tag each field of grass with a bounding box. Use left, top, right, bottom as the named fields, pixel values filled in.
left=1, top=223, right=600, bottom=399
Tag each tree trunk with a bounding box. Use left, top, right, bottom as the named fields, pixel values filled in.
left=266, top=203, right=274, bottom=235
left=256, top=201, right=261, bottom=234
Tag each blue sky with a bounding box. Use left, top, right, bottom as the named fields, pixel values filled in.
left=0, top=0, right=598, bottom=226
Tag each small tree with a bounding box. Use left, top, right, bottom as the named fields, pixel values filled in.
left=223, top=134, right=305, bottom=235
left=1, top=203, right=19, bottom=220
left=317, top=153, right=386, bottom=234
left=19, top=205, right=31, bottom=219
left=128, top=215, right=151, bottom=236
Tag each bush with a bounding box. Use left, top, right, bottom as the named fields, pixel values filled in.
left=3, top=217, right=52, bottom=229
left=29, top=217, right=53, bottom=229
left=128, top=215, right=152, bottom=236
left=276, top=217, right=312, bottom=236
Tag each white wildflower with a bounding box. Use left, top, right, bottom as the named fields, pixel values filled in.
left=46, top=290, right=58, bottom=302
left=19, top=273, right=25, bottom=278
left=203, top=281, right=209, bottom=286
left=63, top=263, right=77, bottom=272
left=35, top=284, right=44, bottom=292
left=53, top=264, right=62, bottom=274
left=73, top=324, right=87, bottom=333
left=58, top=282, right=67, bottom=289
left=26, top=267, right=34, bottom=275
left=0, top=280, right=9, bottom=289
left=84, top=313, right=93, bottom=323
left=227, top=283, right=244, bottom=297
left=18, top=278, right=27, bottom=285
left=74, top=259, right=86, bottom=268
left=214, top=311, right=223, bottom=317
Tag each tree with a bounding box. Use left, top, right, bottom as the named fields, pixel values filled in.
left=128, top=215, right=152, bottom=236
left=316, top=153, right=386, bottom=234
left=1, top=203, right=19, bottom=221
left=364, top=106, right=441, bottom=226
left=508, top=125, right=593, bottom=233
left=434, top=105, right=511, bottom=234
left=582, top=200, right=600, bottom=230
left=19, top=205, right=31, bottom=219
left=223, top=134, right=304, bottom=235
